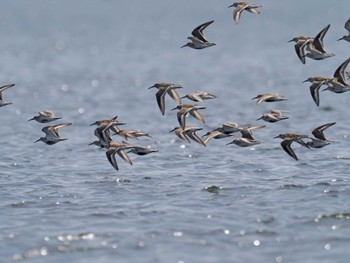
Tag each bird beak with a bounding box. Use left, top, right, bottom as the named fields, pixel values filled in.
left=148, top=85, right=156, bottom=89
left=227, top=4, right=234, bottom=8
left=89, top=122, right=96, bottom=126
left=226, top=141, right=234, bottom=146
left=169, top=128, right=176, bottom=133
left=287, top=39, right=294, bottom=43
left=302, top=79, right=309, bottom=83
left=256, top=117, right=262, bottom=121
left=337, top=37, right=344, bottom=41
left=180, top=43, right=188, bottom=48
left=273, top=135, right=280, bottom=139
left=28, top=117, right=34, bottom=122
left=321, top=87, right=328, bottom=92
left=34, top=138, right=41, bottom=143
left=171, top=106, right=178, bottom=111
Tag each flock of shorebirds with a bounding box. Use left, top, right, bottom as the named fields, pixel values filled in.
left=1, top=2, right=350, bottom=170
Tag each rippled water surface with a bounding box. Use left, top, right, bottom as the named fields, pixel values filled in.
left=1, top=1, right=350, bottom=262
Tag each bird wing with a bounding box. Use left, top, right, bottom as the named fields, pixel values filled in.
left=191, top=20, right=214, bottom=43
left=40, top=110, right=54, bottom=117
left=255, top=94, right=274, bottom=104
left=333, top=58, right=350, bottom=85
left=176, top=128, right=191, bottom=143
left=309, top=81, right=325, bottom=107
left=116, top=149, right=133, bottom=166
left=189, top=109, right=205, bottom=124
left=313, top=24, right=330, bottom=53
left=177, top=108, right=188, bottom=130
left=312, top=122, right=336, bottom=140
left=281, top=140, right=298, bottom=161
left=167, top=88, right=182, bottom=104
left=345, top=18, right=350, bottom=33
left=185, top=128, right=206, bottom=146
left=155, top=88, right=168, bottom=115
left=294, top=41, right=307, bottom=64
left=233, top=5, right=245, bottom=24
left=106, top=149, right=119, bottom=170
left=0, top=84, right=15, bottom=100
left=202, top=130, right=223, bottom=144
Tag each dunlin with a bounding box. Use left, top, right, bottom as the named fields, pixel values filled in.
left=181, top=91, right=217, bottom=102
left=35, top=122, right=72, bottom=145
left=121, top=141, right=159, bottom=156
left=181, top=20, right=216, bottom=49
left=228, top=2, right=261, bottom=24
left=0, top=84, right=15, bottom=107
left=337, top=18, right=350, bottom=42
left=89, top=116, right=126, bottom=132
left=149, top=83, right=183, bottom=115
left=252, top=93, right=287, bottom=104
left=274, top=133, right=309, bottom=161
left=256, top=110, right=289, bottom=123
left=28, top=110, right=62, bottom=123
left=303, top=24, right=334, bottom=61
left=307, top=122, right=336, bottom=148
left=226, top=125, right=265, bottom=147
left=323, top=58, right=350, bottom=93
left=172, top=104, right=206, bottom=129
left=302, top=76, right=330, bottom=106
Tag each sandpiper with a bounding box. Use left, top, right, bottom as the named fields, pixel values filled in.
left=302, top=76, right=330, bottom=106
left=228, top=2, right=261, bottom=24
left=323, top=57, right=350, bottom=93
left=226, top=125, right=265, bottom=147
left=91, top=120, right=126, bottom=148
left=35, top=123, right=72, bottom=145
left=172, top=104, right=206, bottom=129
left=181, top=20, right=216, bottom=49
left=303, top=24, right=334, bottom=61
left=28, top=110, right=62, bottom=123
left=89, top=116, right=126, bottom=133
left=0, top=84, right=15, bottom=107
left=180, top=91, right=217, bottom=102
left=170, top=126, right=206, bottom=146
left=252, top=93, right=287, bottom=104
left=201, top=122, right=241, bottom=144
left=307, top=122, right=336, bottom=148
left=149, top=83, right=183, bottom=115
left=274, top=133, right=309, bottom=161
left=121, top=141, right=159, bottom=156
left=256, top=110, right=289, bottom=123
left=338, top=18, right=350, bottom=42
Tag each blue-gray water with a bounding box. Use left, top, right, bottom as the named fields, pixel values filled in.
left=1, top=1, right=350, bottom=262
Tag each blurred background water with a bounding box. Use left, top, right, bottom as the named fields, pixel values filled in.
left=1, top=0, right=350, bottom=262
